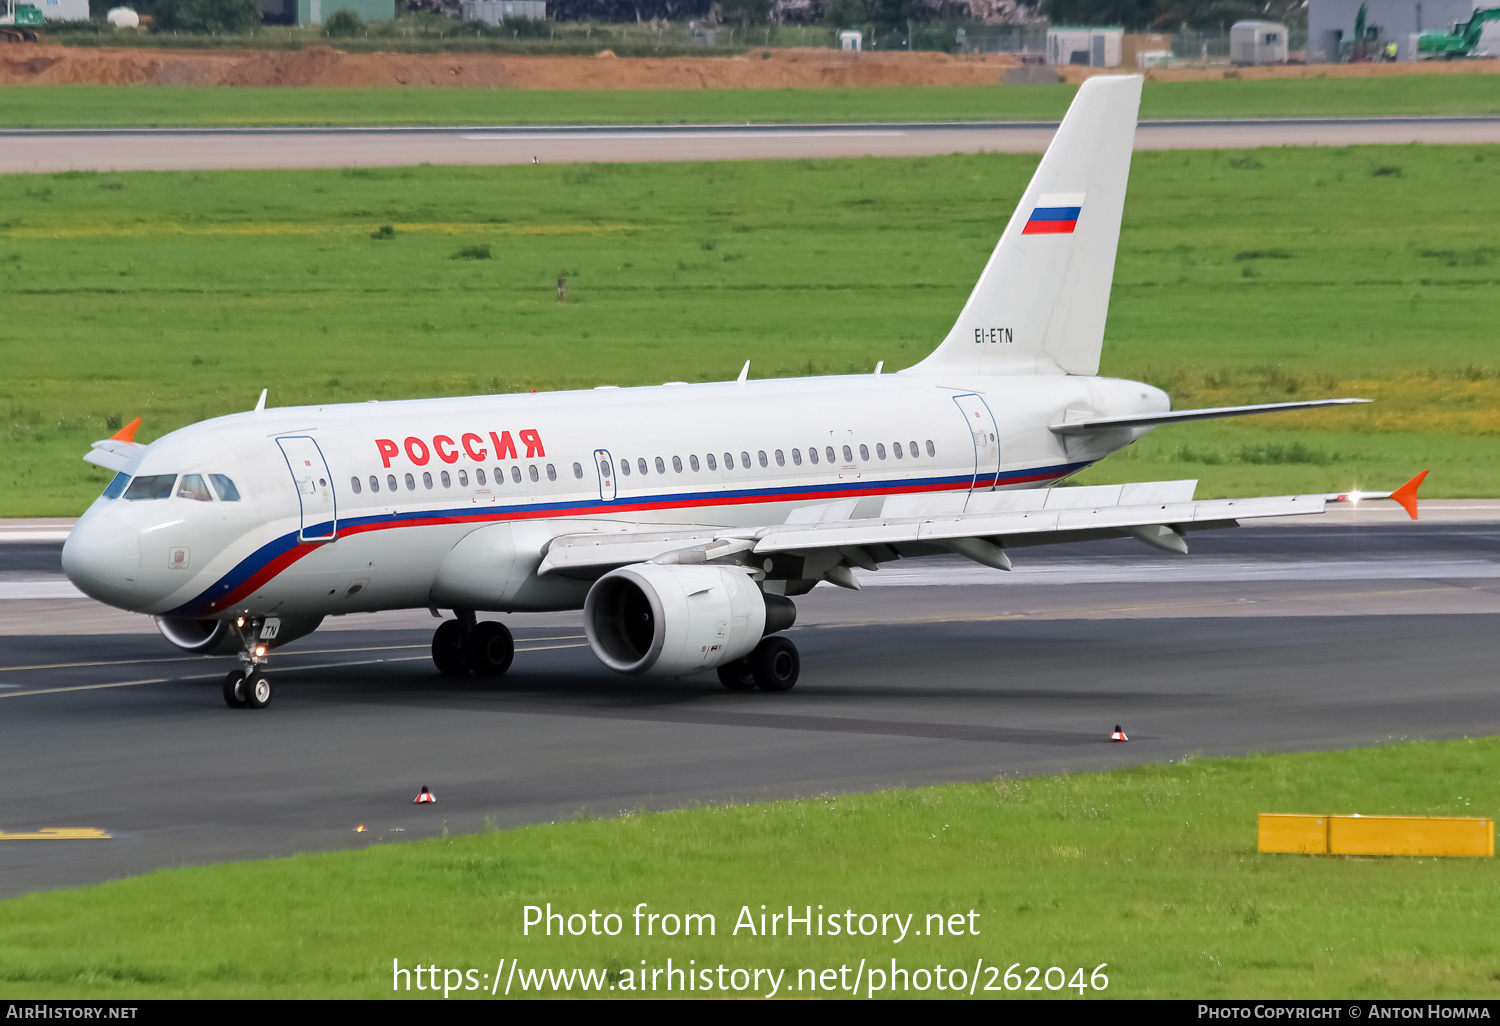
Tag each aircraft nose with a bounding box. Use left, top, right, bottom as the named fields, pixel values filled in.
left=62, top=514, right=143, bottom=610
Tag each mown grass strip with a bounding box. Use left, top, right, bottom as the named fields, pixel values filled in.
left=1, top=737, right=1496, bottom=998
left=4, top=75, right=1500, bottom=129
left=2, top=145, right=1498, bottom=514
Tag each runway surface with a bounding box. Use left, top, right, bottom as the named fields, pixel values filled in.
left=3, top=507, right=1500, bottom=898
left=4, top=116, right=1498, bottom=174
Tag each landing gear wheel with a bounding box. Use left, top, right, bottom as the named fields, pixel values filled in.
left=750, top=636, right=799, bottom=692
left=222, top=670, right=247, bottom=708
left=716, top=658, right=757, bottom=691
left=243, top=673, right=272, bottom=709
left=464, top=621, right=514, bottom=677
left=431, top=619, right=471, bottom=676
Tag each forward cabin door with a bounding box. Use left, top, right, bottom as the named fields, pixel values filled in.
left=951, top=394, right=1000, bottom=501
left=277, top=436, right=338, bottom=542
left=594, top=448, right=617, bottom=502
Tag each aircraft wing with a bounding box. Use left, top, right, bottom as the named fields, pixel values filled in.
left=536, top=473, right=1426, bottom=586
left=82, top=417, right=145, bottom=473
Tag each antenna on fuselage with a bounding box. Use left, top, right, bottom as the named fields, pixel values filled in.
left=736, top=361, right=750, bottom=384
left=254, top=389, right=267, bottom=413
left=874, top=361, right=883, bottom=376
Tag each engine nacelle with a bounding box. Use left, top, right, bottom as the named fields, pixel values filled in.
left=584, top=563, right=792, bottom=678
left=154, top=615, right=323, bottom=655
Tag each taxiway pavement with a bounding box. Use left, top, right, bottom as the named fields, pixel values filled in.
left=3, top=116, right=1498, bottom=174
left=2, top=508, right=1499, bottom=898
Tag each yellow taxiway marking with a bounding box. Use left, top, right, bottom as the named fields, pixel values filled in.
left=0, top=828, right=111, bottom=840
left=0, top=636, right=586, bottom=673
left=0, top=643, right=589, bottom=699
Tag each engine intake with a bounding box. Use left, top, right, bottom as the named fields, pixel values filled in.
left=584, top=563, right=793, bottom=677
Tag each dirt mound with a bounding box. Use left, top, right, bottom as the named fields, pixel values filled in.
left=0, top=44, right=1023, bottom=89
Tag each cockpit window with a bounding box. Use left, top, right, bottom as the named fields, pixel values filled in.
left=123, top=475, right=177, bottom=501
left=102, top=473, right=130, bottom=500
left=177, top=474, right=213, bottom=502
left=209, top=474, right=241, bottom=502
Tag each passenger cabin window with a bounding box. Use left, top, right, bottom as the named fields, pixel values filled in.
left=387, top=474, right=398, bottom=492
left=926, top=440, right=936, bottom=457
left=808, top=447, right=819, bottom=465
left=350, top=476, right=362, bottom=494
left=825, top=446, right=836, bottom=464
left=858, top=444, right=869, bottom=461
left=425, top=472, right=435, bottom=489
left=689, top=455, right=700, bottom=472
left=842, top=445, right=853, bottom=463
left=573, top=463, right=584, bottom=479
left=369, top=475, right=380, bottom=493
left=406, top=473, right=416, bottom=490
left=599, top=459, right=612, bottom=478
left=440, top=471, right=451, bottom=488
left=740, top=451, right=751, bottom=470
left=458, top=470, right=469, bottom=487
left=893, top=442, right=904, bottom=459
left=909, top=440, right=919, bottom=457
left=724, top=453, right=735, bottom=470
left=209, top=474, right=241, bottom=501
left=546, top=464, right=557, bottom=482
left=477, top=469, right=487, bottom=486
left=124, top=475, right=177, bottom=501
left=791, top=449, right=802, bottom=466
left=102, top=473, right=130, bottom=499
left=620, top=460, right=631, bottom=477
left=775, top=450, right=785, bottom=467
left=176, top=475, right=213, bottom=501
left=876, top=443, right=887, bottom=460
left=706, top=453, right=717, bottom=471
left=637, top=459, right=647, bottom=476
left=511, top=466, right=522, bottom=484
left=757, top=451, right=768, bottom=468
left=654, top=457, right=665, bottom=475
left=529, top=465, right=540, bottom=483
left=672, top=456, right=682, bottom=473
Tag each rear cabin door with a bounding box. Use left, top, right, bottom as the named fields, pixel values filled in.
left=951, top=394, right=1001, bottom=501
left=277, top=436, right=337, bottom=542
left=594, top=449, right=617, bottom=501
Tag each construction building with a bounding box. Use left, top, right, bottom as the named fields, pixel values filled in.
left=1307, top=0, right=1476, bottom=60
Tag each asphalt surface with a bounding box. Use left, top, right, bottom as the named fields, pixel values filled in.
left=4, top=116, right=1499, bottom=174
left=4, top=513, right=1500, bottom=898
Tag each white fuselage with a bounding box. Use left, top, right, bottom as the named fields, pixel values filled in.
left=61, top=370, right=1167, bottom=620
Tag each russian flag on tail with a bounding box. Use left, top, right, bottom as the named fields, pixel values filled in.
left=1022, top=193, right=1085, bottom=235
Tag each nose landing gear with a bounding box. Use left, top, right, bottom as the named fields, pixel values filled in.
left=431, top=611, right=514, bottom=677
left=222, top=616, right=274, bottom=709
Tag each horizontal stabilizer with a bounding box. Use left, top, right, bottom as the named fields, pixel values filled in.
left=1049, top=398, right=1370, bottom=434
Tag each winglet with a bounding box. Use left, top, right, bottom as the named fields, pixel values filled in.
left=1389, top=470, right=1428, bottom=520
left=110, top=417, right=142, bottom=443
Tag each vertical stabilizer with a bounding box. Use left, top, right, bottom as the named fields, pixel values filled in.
left=905, top=74, right=1142, bottom=378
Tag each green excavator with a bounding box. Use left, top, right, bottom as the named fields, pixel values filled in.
left=1418, top=6, right=1500, bottom=58
left=0, top=0, right=45, bottom=42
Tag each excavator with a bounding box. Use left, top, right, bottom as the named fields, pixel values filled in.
left=0, top=0, right=44, bottom=42
left=1418, top=6, right=1500, bottom=58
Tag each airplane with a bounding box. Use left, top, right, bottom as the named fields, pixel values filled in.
left=61, top=74, right=1425, bottom=710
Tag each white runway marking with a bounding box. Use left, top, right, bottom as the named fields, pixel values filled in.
left=462, top=130, right=907, bottom=141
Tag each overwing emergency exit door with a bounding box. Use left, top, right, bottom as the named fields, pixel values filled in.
left=277, top=436, right=337, bottom=542
left=594, top=449, right=617, bottom=501
left=951, top=394, right=1000, bottom=500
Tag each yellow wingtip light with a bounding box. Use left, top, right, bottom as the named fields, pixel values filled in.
left=110, top=417, right=142, bottom=443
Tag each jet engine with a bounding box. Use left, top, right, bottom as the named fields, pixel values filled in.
left=584, top=563, right=795, bottom=678
left=154, top=615, right=324, bottom=655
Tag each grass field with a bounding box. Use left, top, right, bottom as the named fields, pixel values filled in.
left=5, top=75, right=1500, bottom=129
left=1, top=737, right=1497, bottom=998
left=3, top=143, right=1498, bottom=515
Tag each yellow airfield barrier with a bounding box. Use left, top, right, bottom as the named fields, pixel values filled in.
left=1258, top=813, right=1493, bottom=857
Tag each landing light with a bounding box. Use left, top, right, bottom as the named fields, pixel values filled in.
left=255, top=645, right=267, bottom=657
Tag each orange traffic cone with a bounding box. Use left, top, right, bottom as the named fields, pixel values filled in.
left=1110, top=725, right=1128, bottom=742
left=414, top=786, right=436, bottom=805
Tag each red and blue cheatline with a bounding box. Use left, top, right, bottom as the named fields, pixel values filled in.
left=1022, top=204, right=1081, bottom=235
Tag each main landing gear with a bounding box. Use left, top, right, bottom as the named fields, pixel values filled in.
left=223, top=616, right=273, bottom=710
left=431, top=610, right=515, bottom=677
left=717, top=635, right=800, bottom=693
